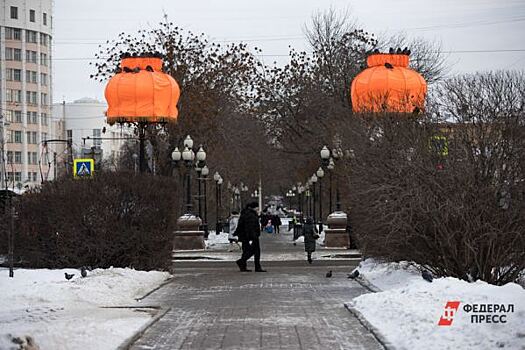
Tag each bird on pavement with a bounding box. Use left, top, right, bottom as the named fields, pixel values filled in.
left=80, top=266, right=87, bottom=278
left=326, top=270, right=332, bottom=278
left=64, top=273, right=75, bottom=280
left=348, top=269, right=360, bottom=279
left=422, top=270, right=433, bottom=282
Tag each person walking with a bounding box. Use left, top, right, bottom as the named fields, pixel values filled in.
left=227, top=211, right=241, bottom=252
left=303, top=217, right=319, bottom=264
left=234, top=201, right=267, bottom=272
left=271, top=214, right=282, bottom=234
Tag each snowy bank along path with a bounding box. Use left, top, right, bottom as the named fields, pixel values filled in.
left=347, top=259, right=525, bottom=350
left=0, top=267, right=170, bottom=350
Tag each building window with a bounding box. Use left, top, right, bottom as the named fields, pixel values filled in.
left=40, top=53, right=48, bottom=66
left=6, top=69, right=22, bottom=82
left=26, top=70, right=38, bottom=84
left=15, top=111, right=22, bottom=123
left=67, top=130, right=73, bottom=143
left=43, top=13, right=47, bottom=25
left=7, top=152, right=13, bottom=163
left=41, top=133, right=48, bottom=142
left=41, top=113, right=48, bottom=125
left=26, top=131, right=37, bottom=144
left=5, top=27, right=22, bottom=40
left=5, top=48, right=22, bottom=61
left=33, top=172, right=38, bottom=182
left=29, top=9, right=35, bottom=22
left=26, top=30, right=37, bottom=43
left=27, top=111, right=38, bottom=124
left=6, top=89, right=22, bottom=103
left=10, top=6, right=18, bottom=19
left=26, top=50, right=37, bottom=63
left=14, top=152, right=22, bottom=164
left=40, top=73, right=48, bottom=86
left=26, top=91, right=38, bottom=105
left=41, top=93, right=48, bottom=106
left=15, top=172, right=22, bottom=182
left=40, top=33, right=48, bottom=46
left=15, top=131, right=22, bottom=143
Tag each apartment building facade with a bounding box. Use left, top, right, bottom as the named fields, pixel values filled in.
left=0, top=0, right=53, bottom=189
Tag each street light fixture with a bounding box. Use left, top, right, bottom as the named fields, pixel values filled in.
left=172, top=136, right=198, bottom=214
left=200, top=164, right=209, bottom=238
left=214, top=172, right=222, bottom=234
left=327, top=157, right=335, bottom=212
left=316, top=166, right=325, bottom=232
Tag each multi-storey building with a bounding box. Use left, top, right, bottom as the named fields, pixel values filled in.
left=1, top=0, right=53, bottom=190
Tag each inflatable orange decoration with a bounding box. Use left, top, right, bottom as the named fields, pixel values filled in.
left=105, top=54, right=180, bottom=124
left=351, top=53, right=427, bottom=113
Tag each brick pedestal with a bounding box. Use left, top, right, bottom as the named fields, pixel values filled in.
left=173, top=214, right=205, bottom=251
left=324, top=211, right=349, bottom=248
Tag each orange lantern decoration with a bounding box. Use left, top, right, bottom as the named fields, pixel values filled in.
left=351, top=53, right=427, bottom=113
left=105, top=54, right=180, bottom=124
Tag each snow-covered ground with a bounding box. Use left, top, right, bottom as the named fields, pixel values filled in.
left=0, top=267, right=170, bottom=350
left=348, top=259, right=525, bottom=350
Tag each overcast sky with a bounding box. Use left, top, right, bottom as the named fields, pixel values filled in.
left=53, top=0, right=525, bottom=103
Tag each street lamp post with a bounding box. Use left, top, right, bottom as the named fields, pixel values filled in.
left=201, top=165, right=209, bottom=238
left=214, top=172, right=223, bottom=234
left=195, top=146, right=207, bottom=221
left=332, top=147, right=343, bottom=211
left=316, top=167, right=325, bottom=232
left=311, top=174, right=318, bottom=224
left=327, top=157, right=335, bottom=213
left=171, top=135, right=196, bottom=214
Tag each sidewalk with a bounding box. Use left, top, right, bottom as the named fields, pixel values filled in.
left=128, top=227, right=383, bottom=350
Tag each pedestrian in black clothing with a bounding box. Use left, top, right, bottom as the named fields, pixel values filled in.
left=271, top=215, right=282, bottom=234
left=234, top=201, right=267, bottom=272
left=303, top=217, right=319, bottom=264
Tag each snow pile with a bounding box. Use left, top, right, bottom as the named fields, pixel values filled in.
left=0, top=267, right=170, bottom=350
left=205, top=230, right=230, bottom=248
left=349, top=260, right=525, bottom=350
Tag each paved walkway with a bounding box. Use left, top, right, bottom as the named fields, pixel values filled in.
left=130, top=227, right=383, bottom=350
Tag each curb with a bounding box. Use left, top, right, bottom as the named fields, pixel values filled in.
left=136, top=277, right=174, bottom=302
left=344, top=303, right=396, bottom=350
left=116, top=305, right=171, bottom=350
left=354, top=275, right=382, bottom=293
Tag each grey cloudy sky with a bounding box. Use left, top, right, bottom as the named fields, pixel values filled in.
left=53, top=0, right=525, bottom=103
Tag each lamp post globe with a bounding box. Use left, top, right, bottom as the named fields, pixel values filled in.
left=213, top=171, right=221, bottom=182
left=182, top=147, right=192, bottom=161
left=184, top=135, right=193, bottom=149
left=171, top=147, right=181, bottom=161
left=316, top=167, right=324, bottom=178
left=327, top=157, right=335, bottom=170
left=311, top=174, right=318, bottom=183
left=196, top=146, right=206, bottom=162
left=201, top=165, right=209, bottom=176
left=320, top=145, right=330, bottom=160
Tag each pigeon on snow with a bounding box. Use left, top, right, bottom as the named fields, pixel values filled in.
left=348, top=269, right=360, bottom=279
left=326, top=270, right=333, bottom=278
left=422, top=270, right=433, bottom=283
left=64, top=273, right=75, bottom=280
left=80, top=266, right=87, bottom=278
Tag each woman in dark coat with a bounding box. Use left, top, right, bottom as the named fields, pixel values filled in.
left=302, top=217, right=319, bottom=264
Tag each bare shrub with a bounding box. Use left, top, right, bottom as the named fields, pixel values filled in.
left=13, top=172, right=178, bottom=270
left=349, top=71, right=525, bottom=285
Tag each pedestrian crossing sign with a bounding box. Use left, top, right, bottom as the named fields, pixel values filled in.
left=73, top=159, right=94, bottom=178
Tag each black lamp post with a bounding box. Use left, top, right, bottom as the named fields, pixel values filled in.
left=214, top=171, right=223, bottom=234
left=171, top=135, right=196, bottom=214
left=316, top=166, right=325, bottom=232
left=332, top=147, right=344, bottom=211
left=311, top=174, right=317, bottom=224
left=195, top=145, right=207, bottom=221
left=327, top=157, right=335, bottom=213
left=201, top=164, right=209, bottom=238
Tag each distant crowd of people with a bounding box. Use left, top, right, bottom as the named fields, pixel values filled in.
left=226, top=202, right=323, bottom=270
